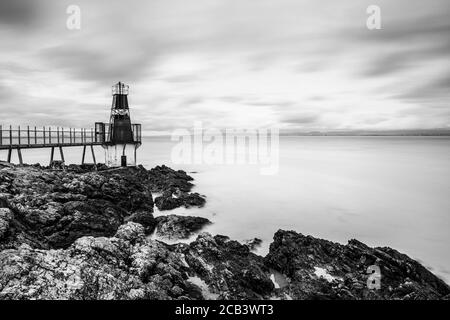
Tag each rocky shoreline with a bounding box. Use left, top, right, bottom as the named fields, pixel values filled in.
left=0, top=161, right=449, bottom=300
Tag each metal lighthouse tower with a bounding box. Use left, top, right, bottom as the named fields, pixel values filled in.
left=97, top=82, right=141, bottom=167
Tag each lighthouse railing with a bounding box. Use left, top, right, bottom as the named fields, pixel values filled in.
left=97, top=123, right=142, bottom=144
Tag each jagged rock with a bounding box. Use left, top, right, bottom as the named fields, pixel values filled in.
left=0, top=161, right=14, bottom=169
left=155, top=215, right=211, bottom=240
left=0, top=226, right=275, bottom=300
left=149, top=166, right=205, bottom=211
left=179, top=192, right=206, bottom=208
left=0, top=223, right=448, bottom=300
left=0, top=233, right=147, bottom=299
left=0, top=208, right=13, bottom=240
left=147, top=165, right=194, bottom=194
left=264, top=230, right=450, bottom=300
left=125, top=211, right=156, bottom=234
left=0, top=193, right=9, bottom=208
left=115, top=222, right=146, bottom=244
left=49, top=160, right=65, bottom=170
left=0, top=164, right=154, bottom=249
left=65, top=163, right=106, bottom=173
left=45, top=200, right=127, bottom=248
left=154, top=193, right=181, bottom=211
left=0, top=222, right=204, bottom=300
left=244, top=238, right=263, bottom=251
left=154, top=192, right=206, bottom=211
left=176, top=233, right=275, bottom=299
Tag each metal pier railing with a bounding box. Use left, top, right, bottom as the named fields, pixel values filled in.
left=0, top=125, right=102, bottom=165
left=0, top=125, right=102, bottom=149
left=0, top=124, right=142, bottom=166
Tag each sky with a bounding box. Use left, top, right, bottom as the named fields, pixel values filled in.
left=0, top=0, right=449, bottom=135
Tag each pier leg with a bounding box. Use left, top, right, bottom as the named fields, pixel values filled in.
left=81, top=145, right=86, bottom=165
left=17, top=148, right=23, bottom=165
left=7, top=148, right=12, bottom=163
left=90, top=145, right=97, bottom=165
left=134, top=145, right=137, bottom=165
left=50, top=147, right=54, bottom=166
left=59, top=147, right=65, bottom=163
left=90, top=145, right=97, bottom=171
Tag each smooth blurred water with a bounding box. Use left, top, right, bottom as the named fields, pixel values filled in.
left=2, top=136, right=449, bottom=283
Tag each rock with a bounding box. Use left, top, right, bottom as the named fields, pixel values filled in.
left=125, top=211, right=156, bottom=234
left=244, top=238, right=263, bottom=251
left=41, top=199, right=126, bottom=249
left=0, top=165, right=155, bottom=249
left=154, top=194, right=181, bottom=211
left=179, top=192, right=206, bottom=208
left=0, top=226, right=207, bottom=300
left=0, top=193, right=9, bottom=208
left=154, top=192, right=206, bottom=211
left=114, top=222, right=146, bottom=244
left=155, top=215, right=211, bottom=240
left=0, top=208, right=13, bottom=239
left=0, top=161, right=14, bottom=169
left=0, top=225, right=448, bottom=300
left=176, top=233, right=275, bottom=299
left=264, top=230, right=450, bottom=300
left=49, top=160, right=65, bottom=170
left=147, top=165, right=194, bottom=194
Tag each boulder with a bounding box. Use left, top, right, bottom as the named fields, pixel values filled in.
left=0, top=165, right=154, bottom=249
left=264, top=230, right=450, bottom=299
left=125, top=211, right=156, bottom=234
left=176, top=233, right=275, bottom=299
left=147, top=165, right=194, bottom=194
left=244, top=238, right=263, bottom=251
left=154, top=192, right=206, bottom=211
left=0, top=208, right=13, bottom=240
left=155, top=215, right=211, bottom=240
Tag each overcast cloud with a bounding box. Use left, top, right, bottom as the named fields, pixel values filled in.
left=0, top=0, right=449, bottom=134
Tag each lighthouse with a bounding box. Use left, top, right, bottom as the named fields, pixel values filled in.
left=96, top=82, right=141, bottom=167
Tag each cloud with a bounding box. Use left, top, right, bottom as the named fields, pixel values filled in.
left=37, top=43, right=158, bottom=85
left=0, top=0, right=40, bottom=28
left=396, top=73, right=450, bottom=103
left=0, top=83, right=14, bottom=102
left=282, top=114, right=320, bottom=125
left=0, top=0, right=449, bottom=132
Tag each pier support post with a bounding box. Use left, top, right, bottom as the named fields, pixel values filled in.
left=50, top=147, right=54, bottom=166
left=7, top=148, right=12, bottom=163
left=17, top=148, right=23, bottom=165
left=59, top=147, right=65, bottom=163
left=90, top=145, right=97, bottom=171
left=90, top=145, right=96, bottom=165
left=81, top=145, right=86, bottom=164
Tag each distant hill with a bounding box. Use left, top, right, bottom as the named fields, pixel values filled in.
left=281, top=129, right=450, bottom=136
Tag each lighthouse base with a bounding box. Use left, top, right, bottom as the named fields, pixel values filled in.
left=103, top=144, right=139, bottom=167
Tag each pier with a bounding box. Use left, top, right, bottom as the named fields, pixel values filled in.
left=0, top=123, right=141, bottom=166
left=1, top=82, right=142, bottom=167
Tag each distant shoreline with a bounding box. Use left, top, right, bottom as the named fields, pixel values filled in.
left=142, top=133, right=450, bottom=138
left=140, top=128, right=450, bottom=137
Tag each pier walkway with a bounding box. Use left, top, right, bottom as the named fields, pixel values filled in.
left=1, top=125, right=101, bottom=165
